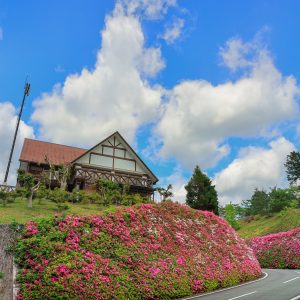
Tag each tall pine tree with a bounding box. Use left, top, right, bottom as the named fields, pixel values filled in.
left=185, top=166, right=219, bottom=215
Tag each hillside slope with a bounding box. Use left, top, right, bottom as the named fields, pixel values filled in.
left=14, top=202, right=261, bottom=299
left=238, top=208, right=300, bottom=238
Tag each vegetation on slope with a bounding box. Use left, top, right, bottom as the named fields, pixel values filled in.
left=0, top=178, right=150, bottom=224
left=13, top=202, right=261, bottom=299
left=0, top=197, right=116, bottom=224
left=238, top=208, right=300, bottom=239
left=248, top=228, right=300, bottom=269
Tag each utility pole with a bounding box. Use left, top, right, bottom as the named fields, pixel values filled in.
left=3, top=82, right=30, bottom=184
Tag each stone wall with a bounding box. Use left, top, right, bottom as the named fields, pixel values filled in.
left=0, top=224, right=15, bottom=300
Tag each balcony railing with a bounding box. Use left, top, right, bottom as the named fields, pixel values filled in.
left=74, top=167, right=153, bottom=188
left=0, top=184, right=16, bottom=192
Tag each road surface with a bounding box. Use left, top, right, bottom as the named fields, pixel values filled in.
left=181, top=269, right=300, bottom=300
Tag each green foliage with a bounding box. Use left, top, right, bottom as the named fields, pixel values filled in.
left=121, top=193, right=147, bottom=206
left=204, top=279, right=219, bottom=292
left=82, top=192, right=103, bottom=205
left=0, top=271, right=4, bottom=279
left=269, top=187, right=294, bottom=213
left=17, top=170, right=35, bottom=190
left=17, top=170, right=43, bottom=208
left=0, top=190, right=8, bottom=207
left=10, top=220, right=25, bottom=233
left=249, top=189, right=270, bottom=216
left=185, top=166, right=219, bottom=215
left=46, top=188, right=69, bottom=212
left=285, top=151, right=300, bottom=185
left=222, top=204, right=240, bottom=230
left=96, top=179, right=122, bottom=206
left=240, top=186, right=299, bottom=218
left=156, top=184, right=173, bottom=202
left=68, top=190, right=85, bottom=203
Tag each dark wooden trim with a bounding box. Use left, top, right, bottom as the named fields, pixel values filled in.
left=73, top=163, right=148, bottom=178
left=102, top=144, right=126, bottom=150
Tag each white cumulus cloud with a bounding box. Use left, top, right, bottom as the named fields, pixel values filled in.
left=0, top=102, right=34, bottom=185
left=161, top=17, right=184, bottom=44
left=154, top=37, right=299, bottom=169
left=214, top=137, right=295, bottom=205
left=31, top=5, right=164, bottom=147
left=119, top=0, right=176, bottom=19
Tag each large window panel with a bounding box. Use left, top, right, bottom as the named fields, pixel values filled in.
left=103, top=146, right=113, bottom=156
left=90, top=154, right=113, bottom=168
left=115, top=148, right=125, bottom=157
left=114, top=158, right=135, bottom=171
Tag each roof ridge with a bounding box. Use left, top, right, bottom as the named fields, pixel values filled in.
left=24, top=138, right=88, bottom=151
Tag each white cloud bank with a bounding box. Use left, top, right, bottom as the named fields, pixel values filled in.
left=31, top=3, right=166, bottom=147
left=155, top=37, right=299, bottom=169
left=214, top=137, right=295, bottom=205
left=0, top=102, right=34, bottom=184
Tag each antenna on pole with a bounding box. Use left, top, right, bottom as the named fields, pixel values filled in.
left=3, top=80, right=31, bottom=184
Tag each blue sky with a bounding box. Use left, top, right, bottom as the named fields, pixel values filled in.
left=0, top=0, right=299, bottom=204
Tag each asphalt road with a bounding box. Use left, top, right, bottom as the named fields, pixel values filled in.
left=181, top=269, right=300, bottom=300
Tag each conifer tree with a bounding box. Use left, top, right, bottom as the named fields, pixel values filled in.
left=285, top=151, right=300, bottom=185
left=185, top=165, right=219, bottom=215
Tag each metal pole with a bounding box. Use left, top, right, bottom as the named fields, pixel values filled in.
left=3, top=82, right=30, bottom=184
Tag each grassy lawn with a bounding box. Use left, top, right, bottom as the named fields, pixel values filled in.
left=0, top=198, right=110, bottom=224
left=238, top=208, right=300, bottom=239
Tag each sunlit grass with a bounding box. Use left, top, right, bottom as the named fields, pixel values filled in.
left=0, top=197, right=108, bottom=224
left=238, top=208, right=300, bottom=238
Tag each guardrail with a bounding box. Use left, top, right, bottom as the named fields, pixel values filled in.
left=0, top=184, right=16, bottom=192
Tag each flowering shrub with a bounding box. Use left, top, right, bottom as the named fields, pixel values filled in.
left=248, top=228, right=300, bottom=269
left=14, top=202, right=261, bottom=299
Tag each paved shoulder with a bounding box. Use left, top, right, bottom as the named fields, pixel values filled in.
left=181, top=269, right=300, bottom=300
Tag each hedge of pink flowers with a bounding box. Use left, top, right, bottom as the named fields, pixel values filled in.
left=15, top=202, right=261, bottom=299
left=248, top=228, right=300, bottom=269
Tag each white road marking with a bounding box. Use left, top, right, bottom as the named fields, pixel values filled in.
left=289, top=294, right=300, bottom=300
left=283, top=277, right=300, bottom=284
left=181, top=272, right=268, bottom=299
left=227, top=291, right=257, bottom=300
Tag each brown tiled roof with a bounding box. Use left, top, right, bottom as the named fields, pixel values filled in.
left=19, top=138, right=87, bottom=165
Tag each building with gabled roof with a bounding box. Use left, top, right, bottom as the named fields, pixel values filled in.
left=19, top=131, right=158, bottom=195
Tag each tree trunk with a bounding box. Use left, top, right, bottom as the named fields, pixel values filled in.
left=28, top=191, right=33, bottom=208
left=60, top=181, right=67, bottom=191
